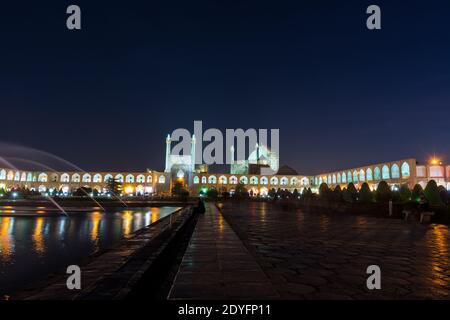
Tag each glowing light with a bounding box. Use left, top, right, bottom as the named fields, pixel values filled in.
left=124, top=186, right=134, bottom=194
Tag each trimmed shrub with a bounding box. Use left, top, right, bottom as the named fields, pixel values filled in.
left=424, top=180, right=443, bottom=206
left=438, top=185, right=449, bottom=205
left=347, top=183, right=358, bottom=203
left=319, top=183, right=330, bottom=199
left=375, top=181, right=392, bottom=203
left=399, top=184, right=411, bottom=202
left=333, top=185, right=343, bottom=202
left=411, top=184, right=423, bottom=202
left=359, top=182, right=373, bottom=203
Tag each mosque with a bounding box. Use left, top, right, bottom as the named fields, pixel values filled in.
left=0, top=135, right=450, bottom=197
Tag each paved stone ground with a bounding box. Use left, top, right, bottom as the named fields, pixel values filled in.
left=218, top=202, right=450, bottom=299
left=168, top=203, right=279, bottom=299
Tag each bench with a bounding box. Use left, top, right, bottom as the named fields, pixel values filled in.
left=420, top=211, right=434, bottom=223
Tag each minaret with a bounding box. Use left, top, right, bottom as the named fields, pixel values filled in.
left=255, top=143, right=259, bottom=164
left=230, top=145, right=235, bottom=164
left=191, top=134, right=196, bottom=173
left=164, top=134, right=171, bottom=173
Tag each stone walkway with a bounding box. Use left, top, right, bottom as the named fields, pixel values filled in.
left=220, top=202, right=450, bottom=300
left=168, top=203, right=279, bottom=299
left=169, top=201, right=450, bottom=300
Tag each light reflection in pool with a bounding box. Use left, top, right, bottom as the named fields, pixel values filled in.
left=0, top=206, right=180, bottom=295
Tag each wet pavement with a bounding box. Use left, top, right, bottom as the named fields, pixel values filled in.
left=170, top=201, right=450, bottom=300
left=169, top=203, right=279, bottom=299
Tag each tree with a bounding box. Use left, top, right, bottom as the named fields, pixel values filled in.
left=424, top=180, right=443, bottom=206
left=319, top=183, right=331, bottom=200
left=411, top=184, right=423, bottom=202
left=268, top=188, right=277, bottom=199
left=106, top=178, right=122, bottom=196
left=438, top=185, right=449, bottom=205
left=333, top=185, right=343, bottom=202
left=346, top=183, right=358, bottom=203
left=359, top=182, right=373, bottom=203
left=302, top=187, right=312, bottom=200
left=73, top=187, right=93, bottom=197
left=375, top=181, right=391, bottom=203
left=399, top=184, right=411, bottom=202
left=234, top=183, right=248, bottom=199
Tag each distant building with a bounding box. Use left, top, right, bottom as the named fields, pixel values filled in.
left=0, top=137, right=449, bottom=197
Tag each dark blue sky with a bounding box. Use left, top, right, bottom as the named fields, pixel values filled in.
left=1, top=0, right=449, bottom=174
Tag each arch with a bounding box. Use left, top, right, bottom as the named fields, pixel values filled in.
left=0, top=169, right=5, bottom=180
left=314, top=177, right=318, bottom=186
left=270, top=176, right=279, bottom=185
left=347, top=171, right=352, bottom=183
left=193, top=176, right=200, bottom=184
left=158, top=175, right=166, bottom=184
left=290, top=177, right=298, bottom=186
left=60, top=185, right=70, bottom=194
left=38, top=173, right=48, bottom=182
left=374, top=167, right=381, bottom=180
left=147, top=175, right=153, bottom=183
left=391, top=164, right=400, bottom=179
left=337, top=173, right=341, bottom=184
left=239, top=176, right=248, bottom=184
left=332, top=175, right=336, bottom=184
left=115, top=174, right=124, bottom=183
left=401, top=162, right=410, bottom=178
left=250, top=176, right=258, bottom=185
left=366, top=168, right=373, bottom=181
left=201, top=176, right=207, bottom=184
left=260, top=176, right=268, bottom=185
left=319, top=177, right=323, bottom=184
left=14, top=171, right=20, bottom=181
left=125, top=174, right=135, bottom=183
left=93, top=174, right=102, bottom=183
left=104, top=174, right=113, bottom=183
left=359, top=169, right=365, bottom=182
left=60, top=173, right=70, bottom=183
left=72, top=173, right=81, bottom=182
left=382, top=165, right=390, bottom=179
left=82, top=173, right=92, bottom=183
left=342, top=172, right=347, bottom=183
left=20, top=172, right=26, bottom=181
left=208, top=175, right=217, bottom=184
left=27, top=172, right=33, bottom=182
left=176, top=170, right=184, bottom=179
left=353, top=171, right=358, bottom=183
left=301, top=177, right=309, bottom=186
left=136, top=185, right=145, bottom=196
left=280, top=177, right=288, bottom=186
left=259, top=187, right=269, bottom=197
left=230, top=176, right=238, bottom=184
left=136, top=174, right=145, bottom=183
left=219, top=175, right=227, bottom=184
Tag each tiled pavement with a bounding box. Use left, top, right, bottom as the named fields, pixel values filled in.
left=169, top=201, right=450, bottom=300
left=168, top=203, right=279, bottom=299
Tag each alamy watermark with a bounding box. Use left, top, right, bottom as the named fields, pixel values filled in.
left=168, top=121, right=279, bottom=175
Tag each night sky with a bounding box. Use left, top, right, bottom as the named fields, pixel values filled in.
left=1, top=0, right=449, bottom=174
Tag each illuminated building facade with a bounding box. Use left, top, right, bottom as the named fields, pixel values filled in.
left=0, top=137, right=450, bottom=197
